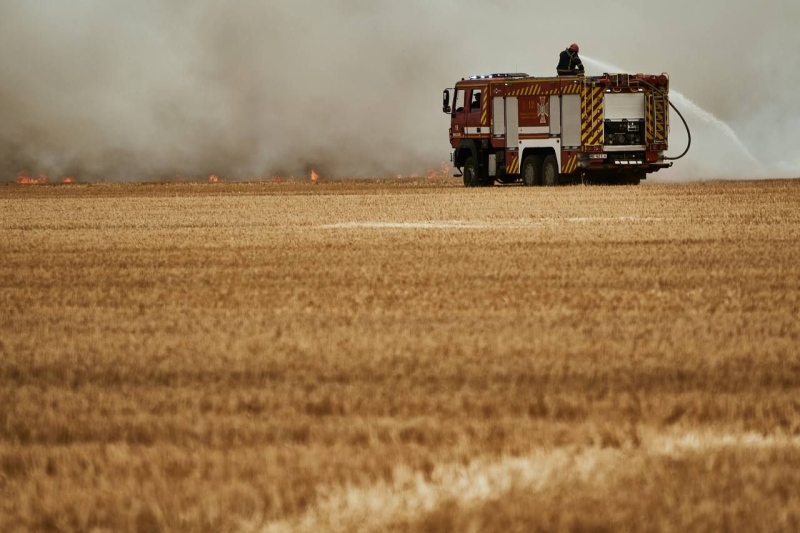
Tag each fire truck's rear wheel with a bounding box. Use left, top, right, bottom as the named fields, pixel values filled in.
left=522, top=155, right=543, bottom=187
left=463, top=157, right=491, bottom=187
left=542, top=155, right=560, bottom=187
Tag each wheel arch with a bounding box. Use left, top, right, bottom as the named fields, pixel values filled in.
left=521, top=146, right=557, bottom=166
left=454, top=140, right=478, bottom=169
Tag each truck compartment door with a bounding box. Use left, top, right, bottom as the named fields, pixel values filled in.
left=506, top=97, right=519, bottom=147
left=604, top=93, right=645, bottom=120
left=549, top=95, right=561, bottom=135
left=492, top=97, right=505, bottom=137
left=561, top=95, right=581, bottom=148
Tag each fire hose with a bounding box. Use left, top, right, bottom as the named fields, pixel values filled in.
left=639, top=79, right=691, bottom=161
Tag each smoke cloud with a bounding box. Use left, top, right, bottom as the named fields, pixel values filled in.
left=1, top=0, right=798, bottom=181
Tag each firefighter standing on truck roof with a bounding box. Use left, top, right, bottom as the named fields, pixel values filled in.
left=557, top=44, right=584, bottom=76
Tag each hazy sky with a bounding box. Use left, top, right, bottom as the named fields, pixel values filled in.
left=1, top=0, right=798, bottom=181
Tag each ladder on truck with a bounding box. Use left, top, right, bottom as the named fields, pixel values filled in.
left=646, top=94, right=669, bottom=145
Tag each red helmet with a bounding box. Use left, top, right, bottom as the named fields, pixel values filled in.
left=570, top=43, right=580, bottom=52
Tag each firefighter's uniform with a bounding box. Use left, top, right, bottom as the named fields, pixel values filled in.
left=557, top=48, right=584, bottom=76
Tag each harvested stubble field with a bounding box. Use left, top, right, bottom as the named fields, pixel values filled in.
left=1, top=177, right=800, bottom=532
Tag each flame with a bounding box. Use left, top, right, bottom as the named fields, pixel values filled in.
left=273, top=176, right=283, bottom=182
left=16, top=172, right=49, bottom=184
left=62, top=177, right=76, bottom=184
left=209, top=174, right=220, bottom=183
left=310, top=170, right=320, bottom=182
left=426, top=161, right=451, bottom=180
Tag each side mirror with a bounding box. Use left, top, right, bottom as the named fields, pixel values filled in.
left=442, top=89, right=451, bottom=114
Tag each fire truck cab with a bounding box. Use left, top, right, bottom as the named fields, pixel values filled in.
left=442, top=72, right=672, bottom=186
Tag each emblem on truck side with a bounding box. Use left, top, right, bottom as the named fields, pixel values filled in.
left=537, top=97, right=549, bottom=125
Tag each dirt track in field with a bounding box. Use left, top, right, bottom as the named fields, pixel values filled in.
left=2, top=178, right=800, bottom=532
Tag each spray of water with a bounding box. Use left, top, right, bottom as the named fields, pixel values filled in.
left=581, top=55, right=759, bottom=167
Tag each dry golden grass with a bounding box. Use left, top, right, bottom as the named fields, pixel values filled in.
left=1, top=178, right=799, bottom=532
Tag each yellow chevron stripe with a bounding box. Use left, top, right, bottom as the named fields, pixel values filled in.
left=507, top=154, right=518, bottom=174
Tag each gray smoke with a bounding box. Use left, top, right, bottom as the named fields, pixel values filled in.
left=1, top=0, right=798, bottom=181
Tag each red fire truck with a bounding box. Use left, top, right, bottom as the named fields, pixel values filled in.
left=442, top=72, right=673, bottom=186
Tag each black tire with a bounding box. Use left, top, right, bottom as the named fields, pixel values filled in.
left=463, top=157, right=479, bottom=187
left=542, top=155, right=559, bottom=187
left=463, top=156, right=494, bottom=187
left=522, top=155, right=543, bottom=187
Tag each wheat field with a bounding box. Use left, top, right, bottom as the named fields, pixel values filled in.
left=1, top=178, right=799, bottom=532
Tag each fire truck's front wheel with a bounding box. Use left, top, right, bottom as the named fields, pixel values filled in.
left=463, top=157, right=488, bottom=188
left=542, top=155, right=560, bottom=187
